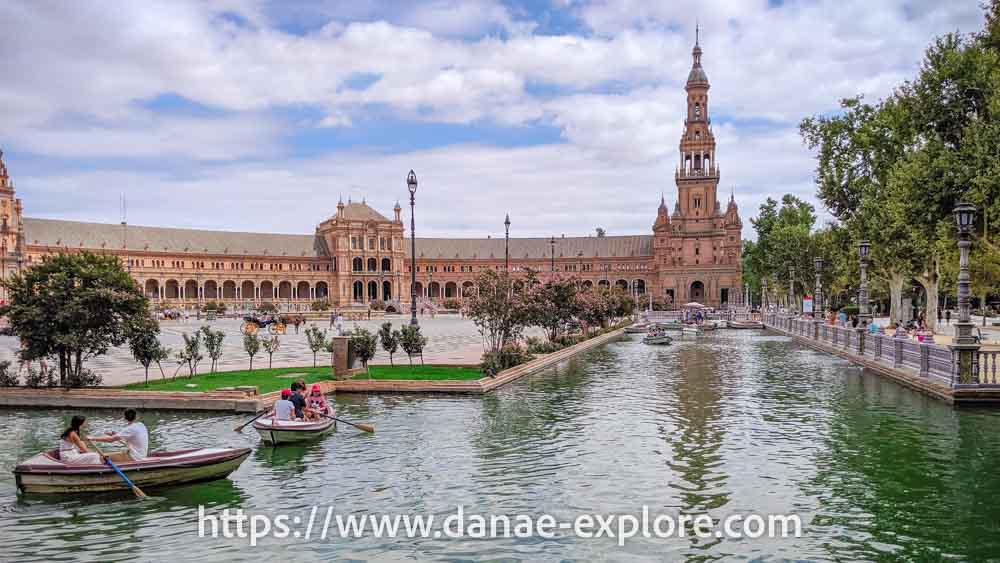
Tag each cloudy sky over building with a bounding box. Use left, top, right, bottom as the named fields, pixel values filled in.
left=0, top=0, right=985, bottom=239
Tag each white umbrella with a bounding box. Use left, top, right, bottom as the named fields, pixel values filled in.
left=683, top=302, right=706, bottom=308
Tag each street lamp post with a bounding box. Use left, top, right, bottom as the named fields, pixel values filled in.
left=549, top=236, right=556, bottom=274
left=858, top=240, right=871, bottom=326
left=407, top=170, right=419, bottom=326
left=954, top=202, right=977, bottom=346
left=504, top=214, right=511, bottom=273
left=762, top=278, right=768, bottom=311
left=814, top=256, right=824, bottom=318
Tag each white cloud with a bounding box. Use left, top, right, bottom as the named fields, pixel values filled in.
left=0, top=0, right=988, bottom=242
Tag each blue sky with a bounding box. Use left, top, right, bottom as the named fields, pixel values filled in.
left=0, top=0, right=986, bottom=239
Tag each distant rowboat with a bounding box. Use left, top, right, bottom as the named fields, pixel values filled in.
left=14, top=447, right=251, bottom=495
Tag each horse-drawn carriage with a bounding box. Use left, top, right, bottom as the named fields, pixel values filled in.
left=240, top=313, right=287, bottom=335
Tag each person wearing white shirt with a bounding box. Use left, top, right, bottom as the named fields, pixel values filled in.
left=91, top=408, right=149, bottom=462
left=272, top=389, right=295, bottom=422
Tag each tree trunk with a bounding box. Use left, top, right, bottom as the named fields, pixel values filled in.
left=249, top=356, right=254, bottom=371
left=157, top=360, right=166, bottom=380
left=144, top=365, right=149, bottom=385
left=888, top=272, right=906, bottom=325
left=916, top=262, right=940, bottom=331
left=268, top=354, right=273, bottom=369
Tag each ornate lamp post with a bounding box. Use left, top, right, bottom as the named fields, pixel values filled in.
left=954, top=202, right=976, bottom=345
left=788, top=264, right=796, bottom=314
left=814, top=256, right=824, bottom=318
left=407, top=170, right=419, bottom=326
left=549, top=236, right=556, bottom=273
left=762, top=278, right=768, bottom=311
left=504, top=214, right=511, bottom=273
left=858, top=240, right=871, bottom=326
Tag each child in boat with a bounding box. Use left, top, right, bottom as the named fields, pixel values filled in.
left=59, top=415, right=103, bottom=465
left=307, top=384, right=329, bottom=419
left=273, top=389, right=295, bottom=421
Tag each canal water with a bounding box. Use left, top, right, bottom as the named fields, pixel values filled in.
left=1, top=331, right=999, bottom=562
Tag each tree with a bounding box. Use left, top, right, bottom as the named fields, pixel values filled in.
left=524, top=276, right=579, bottom=342
left=595, top=227, right=606, bottom=237
left=399, top=324, right=428, bottom=366
left=305, top=325, right=328, bottom=367
left=176, top=331, right=203, bottom=377
left=258, top=301, right=277, bottom=314
left=128, top=314, right=169, bottom=385
left=261, top=335, right=281, bottom=369
left=0, top=251, right=149, bottom=386
left=349, top=327, right=378, bottom=375
left=311, top=298, right=331, bottom=312
left=199, top=325, right=225, bottom=373
left=378, top=322, right=399, bottom=366
left=243, top=332, right=260, bottom=371
left=462, top=270, right=531, bottom=354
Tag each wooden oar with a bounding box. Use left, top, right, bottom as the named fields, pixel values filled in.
left=234, top=410, right=270, bottom=432
left=86, top=438, right=147, bottom=499
left=318, top=412, right=374, bottom=433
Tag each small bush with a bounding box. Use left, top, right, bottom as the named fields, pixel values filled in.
left=0, top=361, right=17, bottom=387
left=442, top=298, right=462, bottom=310
left=66, top=368, right=102, bottom=388
left=311, top=299, right=331, bottom=312
left=24, top=366, right=45, bottom=388
left=480, top=344, right=534, bottom=377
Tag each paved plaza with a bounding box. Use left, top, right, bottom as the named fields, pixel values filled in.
left=0, top=315, right=497, bottom=386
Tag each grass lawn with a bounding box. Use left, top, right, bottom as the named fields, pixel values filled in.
left=351, top=365, right=482, bottom=381
left=122, top=366, right=335, bottom=393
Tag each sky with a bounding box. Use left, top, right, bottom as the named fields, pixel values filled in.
left=0, top=0, right=986, bottom=241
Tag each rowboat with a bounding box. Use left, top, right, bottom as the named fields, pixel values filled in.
left=642, top=333, right=673, bottom=345
left=653, top=321, right=685, bottom=331
left=14, top=447, right=251, bottom=495
left=727, top=320, right=764, bottom=329
left=253, top=413, right=337, bottom=445
left=625, top=323, right=650, bottom=334
left=681, top=326, right=704, bottom=336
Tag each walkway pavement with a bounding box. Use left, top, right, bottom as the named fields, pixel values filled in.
left=0, top=315, right=502, bottom=386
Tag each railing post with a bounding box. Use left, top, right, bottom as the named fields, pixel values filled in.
left=920, top=343, right=930, bottom=377
left=893, top=331, right=905, bottom=368
left=874, top=335, right=882, bottom=360
left=856, top=328, right=865, bottom=356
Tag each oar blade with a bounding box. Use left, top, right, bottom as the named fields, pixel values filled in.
left=354, top=423, right=375, bottom=433
left=132, top=485, right=148, bottom=499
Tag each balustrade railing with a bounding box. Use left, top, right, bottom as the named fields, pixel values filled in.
left=764, top=312, right=991, bottom=391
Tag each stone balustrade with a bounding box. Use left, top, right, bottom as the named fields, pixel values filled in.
left=763, top=313, right=999, bottom=394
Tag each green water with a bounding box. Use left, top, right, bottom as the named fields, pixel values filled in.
left=1, top=331, right=999, bottom=561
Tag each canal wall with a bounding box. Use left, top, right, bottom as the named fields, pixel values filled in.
left=763, top=314, right=1000, bottom=405
left=332, top=327, right=626, bottom=394
left=0, top=330, right=625, bottom=411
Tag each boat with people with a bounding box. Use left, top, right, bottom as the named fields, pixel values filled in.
left=14, top=447, right=251, bottom=495
left=253, top=410, right=337, bottom=445
left=642, top=331, right=673, bottom=345
left=625, top=322, right=651, bottom=334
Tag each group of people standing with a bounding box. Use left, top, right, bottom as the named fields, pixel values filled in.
left=58, top=409, right=148, bottom=465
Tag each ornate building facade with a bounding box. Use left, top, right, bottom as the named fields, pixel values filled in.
left=0, top=37, right=741, bottom=310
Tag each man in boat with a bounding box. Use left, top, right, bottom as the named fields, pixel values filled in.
left=289, top=382, right=310, bottom=420
left=272, top=389, right=295, bottom=421
left=90, top=408, right=149, bottom=463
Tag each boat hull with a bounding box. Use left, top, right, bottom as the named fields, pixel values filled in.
left=14, top=448, right=251, bottom=495
left=642, top=335, right=673, bottom=345
left=254, top=417, right=337, bottom=445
